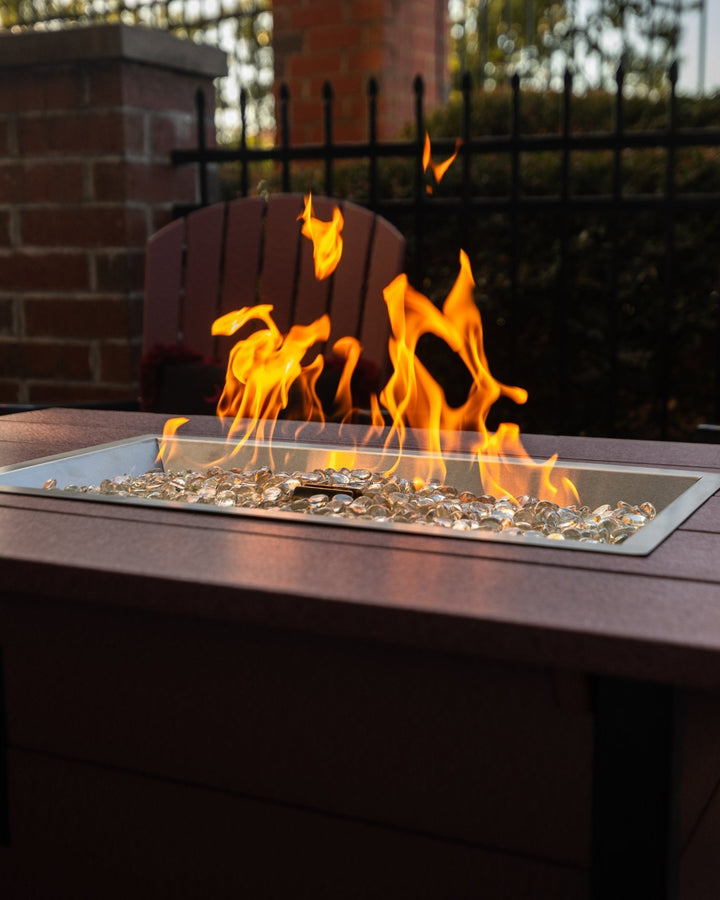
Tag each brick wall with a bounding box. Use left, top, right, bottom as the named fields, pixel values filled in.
left=273, top=0, right=448, bottom=144
left=0, top=25, right=226, bottom=406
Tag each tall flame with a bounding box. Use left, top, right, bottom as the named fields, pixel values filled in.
left=379, top=251, right=575, bottom=501
left=211, top=304, right=329, bottom=449
left=380, top=251, right=525, bottom=477
left=299, top=193, right=344, bottom=279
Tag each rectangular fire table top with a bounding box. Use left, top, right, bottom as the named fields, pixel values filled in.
left=2, top=407, right=720, bottom=689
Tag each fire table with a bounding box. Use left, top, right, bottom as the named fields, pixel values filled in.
left=0, top=408, right=720, bottom=898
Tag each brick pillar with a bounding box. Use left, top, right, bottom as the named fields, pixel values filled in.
left=0, top=24, right=226, bottom=406
left=273, top=0, right=448, bottom=144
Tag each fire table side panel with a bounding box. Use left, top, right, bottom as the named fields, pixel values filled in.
left=1, top=498, right=720, bottom=688
left=1, top=749, right=590, bottom=900
left=0, top=592, right=717, bottom=896
left=0, top=594, right=594, bottom=870
left=0, top=486, right=719, bottom=584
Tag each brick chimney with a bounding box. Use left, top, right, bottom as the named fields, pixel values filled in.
left=272, top=0, right=448, bottom=144
left=0, top=24, right=226, bottom=406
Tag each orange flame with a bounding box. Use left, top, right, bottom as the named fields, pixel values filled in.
left=299, top=193, right=344, bottom=279
left=375, top=251, right=576, bottom=501
left=153, top=181, right=581, bottom=509
left=211, top=304, right=329, bottom=449
left=331, top=336, right=363, bottom=423
left=206, top=250, right=576, bottom=504
left=478, top=424, right=578, bottom=506
left=380, top=250, right=529, bottom=483
left=156, top=416, right=189, bottom=465
left=423, top=133, right=462, bottom=194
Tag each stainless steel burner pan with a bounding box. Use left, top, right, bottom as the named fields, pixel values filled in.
left=0, top=434, right=718, bottom=556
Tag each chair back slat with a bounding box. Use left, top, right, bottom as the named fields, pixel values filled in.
left=258, top=194, right=306, bottom=334
left=143, top=217, right=186, bottom=352
left=293, top=194, right=334, bottom=333
left=220, top=196, right=266, bottom=314
left=360, top=216, right=406, bottom=381
left=327, top=201, right=375, bottom=349
left=182, top=204, right=227, bottom=357
left=215, top=196, right=267, bottom=363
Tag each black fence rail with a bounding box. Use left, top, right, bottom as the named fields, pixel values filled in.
left=173, top=69, right=720, bottom=441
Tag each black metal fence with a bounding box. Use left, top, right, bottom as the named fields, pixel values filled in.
left=173, top=70, right=720, bottom=441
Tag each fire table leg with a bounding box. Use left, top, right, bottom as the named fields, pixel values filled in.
left=590, top=675, right=683, bottom=900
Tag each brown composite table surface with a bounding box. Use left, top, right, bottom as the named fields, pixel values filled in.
left=0, top=407, right=719, bottom=898
left=1, top=407, right=719, bottom=686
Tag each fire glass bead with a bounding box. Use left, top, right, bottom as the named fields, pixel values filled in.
left=307, top=493, right=329, bottom=508
left=262, top=486, right=283, bottom=503
left=56, top=462, right=656, bottom=547
left=640, top=501, right=657, bottom=519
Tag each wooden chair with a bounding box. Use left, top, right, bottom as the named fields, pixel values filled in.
left=141, top=194, right=406, bottom=415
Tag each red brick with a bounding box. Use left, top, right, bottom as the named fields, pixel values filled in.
left=150, top=113, right=195, bottom=157
left=0, top=339, right=91, bottom=380
left=0, top=163, right=15, bottom=203
left=92, top=160, right=192, bottom=206
left=84, top=62, right=125, bottom=107
left=0, top=299, right=14, bottom=336
left=339, top=93, right=371, bottom=123
left=28, top=381, right=137, bottom=404
left=0, top=379, right=21, bottom=402
left=24, top=297, right=139, bottom=341
left=98, top=340, right=142, bottom=383
left=17, top=110, right=145, bottom=157
left=0, top=117, right=9, bottom=155
left=307, top=24, right=364, bottom=56
left=95, top=251, right=145, bottom=296
left=0, top=250, right=90, bottom=291
left=274, top=0, right=447, bottom=142
left=287, top=54, right=341, bottom=80
left=304, top=75, right=340, bottom=103
left=33, top=66, right=88, bottom=112
left=0, top=66, right=87, bottom=114
left=20, top=207, right=148, bottom=249
left=291, top=99, right=328, bottom=129
left=347, top=48, right=385, bottom=73
left=0, top=210, right=11, bottom=247
left=14, top=161, right=86, bottom=204
left=290, top=4, right=344, bottom=29
left=348, top=0, right=386, bottom=18
left=331, top=72, right=367, bottom=98
left=92, top=160, right=139, bottom=203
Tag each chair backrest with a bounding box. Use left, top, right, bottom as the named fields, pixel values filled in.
left=143, top=194, right=406, bottom=381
